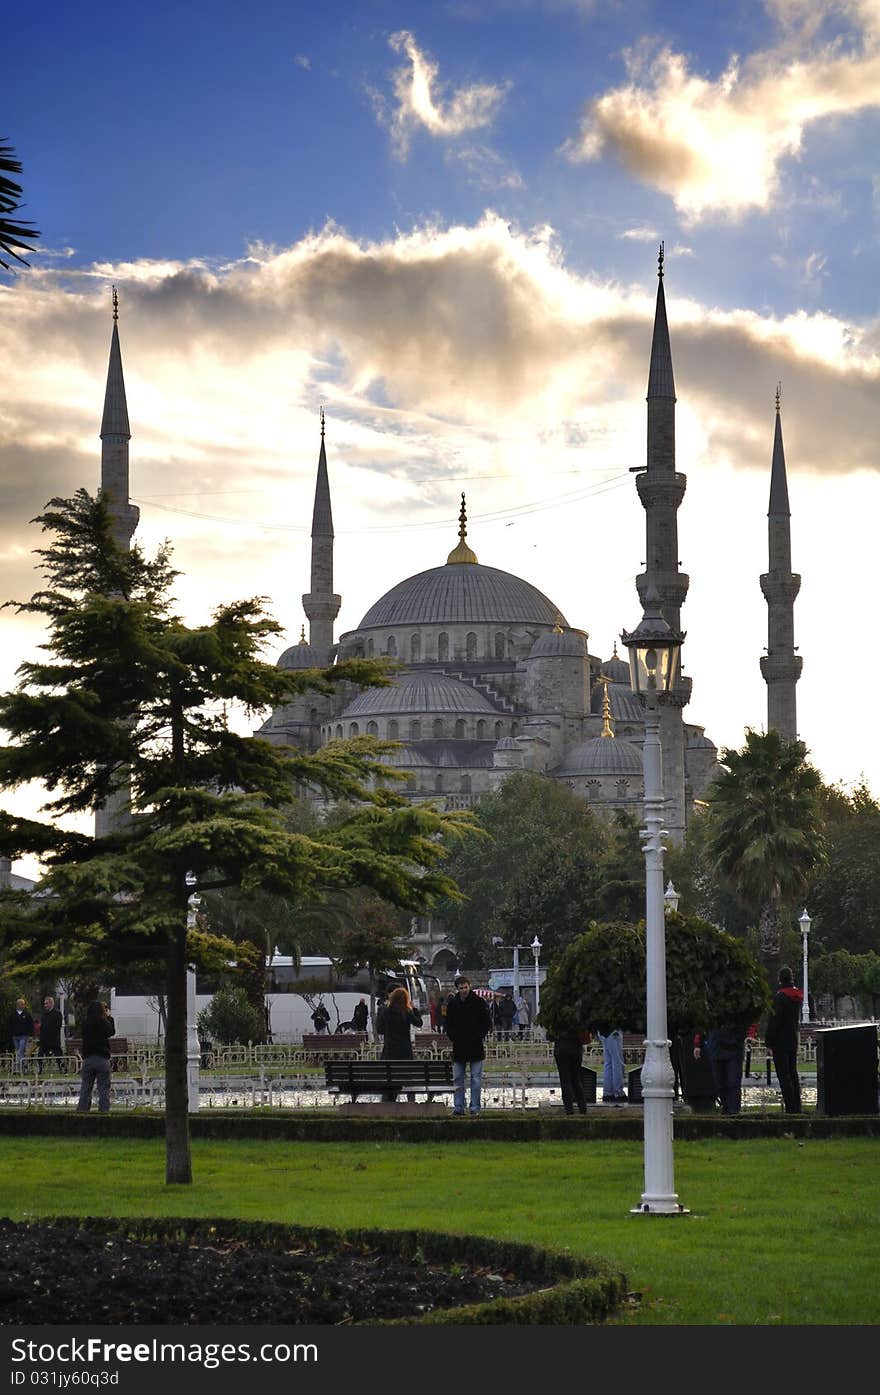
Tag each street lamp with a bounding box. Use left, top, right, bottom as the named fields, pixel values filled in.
left=663, top=881, right=680, bottom=915
left=185, top=873, right=201, bottom=1113
left=530, top=936, right=542, bottom=1019
left=622, top=593, right=688, bottom=1216
left=799, top=909, right=811, bottom=1024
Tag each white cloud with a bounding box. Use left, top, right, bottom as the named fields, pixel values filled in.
left=384, top=30, right=509, bottom=159
left=564, top=2, right=880, bottom=219
left=294, top=54, right=311, bottom=70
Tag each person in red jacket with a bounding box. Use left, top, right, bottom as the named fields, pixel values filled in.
left=765, top=966, right=804, bottom=1113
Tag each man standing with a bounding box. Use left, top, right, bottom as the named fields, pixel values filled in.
left=694, top=1024, right=747, bottom=1114
left=351, top=998, right=368, bottom=1033
left=37, top=996, right=64, bottom=1072
left=8, top=998, right=34, bottom=1070
left=599, top=1028, right=626, bottom=1103
left=766, top=966, right=804, bottom=1114
left=444, top=977, right=492, bottom=1116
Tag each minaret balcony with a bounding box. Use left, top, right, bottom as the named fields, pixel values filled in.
left=636, top=571, right=690, bottom=611
left=759, top=574, right=801, bottom=604
left=635, top=472, right=687, bottom=511
left=760, top=653, right=803, bottom=683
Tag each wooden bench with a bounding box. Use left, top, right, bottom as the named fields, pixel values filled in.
left=324, top=1058, right=455, bottom=1100
left=66, top=1037, right=129, bottom=1070
left=301, top=1033, right=367, bottom=1054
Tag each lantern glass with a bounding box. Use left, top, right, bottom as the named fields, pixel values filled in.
left=627, top=638, right=680, bottom=696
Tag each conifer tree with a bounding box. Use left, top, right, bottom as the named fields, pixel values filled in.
left=0, top=491, right=471, bottom=1182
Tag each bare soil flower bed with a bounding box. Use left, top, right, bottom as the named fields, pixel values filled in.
left=0, top=1219, right=548, bottom=1325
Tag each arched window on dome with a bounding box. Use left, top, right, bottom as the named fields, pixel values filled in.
left=410, top=719, right=421, bottom=740
left=435, top=774, right=443, bottom=793
left=466, top=632, right=477, bottom=661
left=310, top=708, right=318, bottom=725
left=476, top=719, right=486, bottom=739
left=438, top=633, right=449, bottom=661
left=511, top=721, right=519, bottom=736
left=366, top=638, right=374, bottom=658
left=616, top=779, right=630, bottom=798
left=335, top=725, right=343, bottom=740
left=367, top=721, right=378, bottom=736
left=494, top=721, right=503, bottom=740
left=585, top=779, right=600, bottom=799
left=410, top=634, right=421, bottom=662
left=433, top=718, right=444, bottom=739
left=388, top=720, right=399, bottom=740
left=461, top=774, right=471, bottom=794
left=349, top=723, right=359, bottom=738
left=494, top=632, right=506, bottom=660
left=386, top=636, right=397, bottom=657
left=454, top=718, right=465, bottom=739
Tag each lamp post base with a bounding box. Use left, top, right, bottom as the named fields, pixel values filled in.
left=631, top=1196, right=690, bottom=1216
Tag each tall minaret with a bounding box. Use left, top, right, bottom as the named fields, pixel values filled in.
left=759, top=388, right=801, bottom=738
left=635, top=246, right=691, bottom=840
left=96, top=288, right=139, bottom=839
left=100, top=287, right=139, bottom=550
left=301, top=409, right=341, bottom=666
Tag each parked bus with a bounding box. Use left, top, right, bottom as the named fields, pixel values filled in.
left=108, top=954, right=441, bottom=1043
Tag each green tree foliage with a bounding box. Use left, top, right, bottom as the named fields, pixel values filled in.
left=663, top=809, right=750, bottom=935
left=0, top=139, right=40, bottom=269
left=810, top=949, right=875, bottom=1016
left=804, top=782, right=880, bottom=956
left=331, top=890, right=413, bottom=1037
left=705, top=729, right=824, bottom=984
left=537, top=912, right=770, bottom=1037
left=0, top=492, right=472, bottom=1182
left=197, top=985, right=264, bottom=1046
left=437, top=772, right=643, bottom=966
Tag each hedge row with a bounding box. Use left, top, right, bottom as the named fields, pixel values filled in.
left=21, top=1215, right=628, bottom=1327
left=0, top=1109, right=878, bottom=1142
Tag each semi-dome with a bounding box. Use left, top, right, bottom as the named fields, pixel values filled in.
left=528, top=629, right=587, bottom=659
left=338, top=672, right=500, bottom=720
left=554, top=736, right=643, bottom=777
left=357, top=563, right=566, bottom=630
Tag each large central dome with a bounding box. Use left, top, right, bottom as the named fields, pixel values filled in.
left=358, top=562, right=566, bottom=629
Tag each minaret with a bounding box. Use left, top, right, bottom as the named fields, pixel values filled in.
left=96, top=288, right=138, bottom=839
left=760, top=388, right=801, bottom=738
left=100, top=287, right=139, bottom=550
left=635, top=246, right=691, bottom=840
left=301, top=408, right=341, bottom=666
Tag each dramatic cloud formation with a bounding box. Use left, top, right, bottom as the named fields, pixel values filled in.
left=564, top=0, right=880, bottom=218
left=383, top=30, right=509, bottom=158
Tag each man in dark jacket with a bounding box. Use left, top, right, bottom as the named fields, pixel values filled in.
left=8, top=999, right=34, bottom=1069
left=765, top=966, right=804, bottom=1113
left=695, top=1023, right=747, bottom=1114
left=444, top=977, right=492, bottom=1115
left=37, top=996, right=64, bottom=1071
left=76, top=1001, right=116, bottom=1113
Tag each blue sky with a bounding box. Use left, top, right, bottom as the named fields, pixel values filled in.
left=3, top=0, right=880, bottom=850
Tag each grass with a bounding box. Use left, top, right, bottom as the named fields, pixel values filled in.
left=2, top=1134, right=878, bottom=1324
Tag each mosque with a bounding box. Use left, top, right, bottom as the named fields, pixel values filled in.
left=4, top=256, right=798, bottom=966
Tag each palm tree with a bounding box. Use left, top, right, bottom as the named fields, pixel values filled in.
left=706, top=728, right=824, bottom=986
left=1, top=139, right=40, bottom=269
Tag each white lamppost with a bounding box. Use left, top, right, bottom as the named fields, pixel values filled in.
left=185, top=876, right=201, bottom=1113
left=622, top=594, right=688, bottom=1216
left=531, top=936, right=542, bottom=1018
left=799, top=909, right=811, bottom=1024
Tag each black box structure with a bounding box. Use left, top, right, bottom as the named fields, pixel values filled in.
left=816, top=1023, right=879, bottom=1115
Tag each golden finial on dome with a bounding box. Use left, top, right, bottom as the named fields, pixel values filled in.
left=299, top=624, right=307, bottom=644
left=599, top=674, right=615, bottom=739
left=446, top=492, right=478, bottom=565
left=553, top=615, right=564, bottom=634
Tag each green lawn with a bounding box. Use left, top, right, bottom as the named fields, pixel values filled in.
left=2, top=1135, right=877, bottom=1325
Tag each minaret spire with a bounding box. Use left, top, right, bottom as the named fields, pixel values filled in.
left=635, top=250, right=691, bottom=841
left=760, top=389, right=801, bottom=739
left=99, top=286, right=139, bottom=550
left=302, top=408, right=341, bottom=664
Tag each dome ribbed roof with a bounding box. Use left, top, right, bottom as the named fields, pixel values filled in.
left=601, top=650, right=630, bottom=685
left=278, top=640, right=321, bottom=670
left=591, top=681, right=644, bottom=723
left=358, top=563, right=566, bottom=629
left=338, top=672, right=499, bottom=719
left=555, top=737, right=643, bottom=777
left=529, top=629, right=587, bottom=659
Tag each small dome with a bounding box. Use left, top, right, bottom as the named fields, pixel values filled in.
left=528, top=629, right=587, bottom=659
left=554, top=736, right=643, bottom=777
left=601, top=647, right=630, bottom=686
left=338, top=671, right=499, bottom=720
left=278, top=638, right=321, bottom=670
left=687, top=727, right=717, bottom=750
left=494, top=736, right=520, bottom=750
